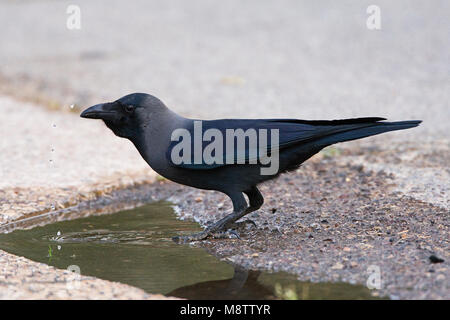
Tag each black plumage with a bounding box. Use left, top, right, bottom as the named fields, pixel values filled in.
left=81, top=93, right=421, bottom=242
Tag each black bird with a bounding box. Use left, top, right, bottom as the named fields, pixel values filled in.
left=81, top=93, right=421, bottom=242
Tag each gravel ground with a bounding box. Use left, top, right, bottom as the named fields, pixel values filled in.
left=337, top=141, right=450, bottom=210
left=169, top=155, right=449, bottom=300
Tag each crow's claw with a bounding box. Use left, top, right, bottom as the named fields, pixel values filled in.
left=229, top=219, right=257, bottom=230
left=211, top=229, right=241, bottom=239
left=172, top=231, right=209, bottom=243
left=172, top=228, right=241, bottom=243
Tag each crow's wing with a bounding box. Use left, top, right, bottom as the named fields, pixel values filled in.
left=166, top=117, right=386, bottom=170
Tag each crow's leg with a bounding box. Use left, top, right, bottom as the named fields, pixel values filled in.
left=172, top=187, right=263, bottom=243
left=172, top=191, right=247, bottom=243
left=226, top=186, right=264, bottom=230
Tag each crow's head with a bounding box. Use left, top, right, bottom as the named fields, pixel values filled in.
left=80, top=93, right=167, bottom=139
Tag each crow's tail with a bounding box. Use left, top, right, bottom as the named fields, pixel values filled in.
left=315, top=120, right=422, bottom=147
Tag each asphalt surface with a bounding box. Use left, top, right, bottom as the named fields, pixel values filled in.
left=0, top=0, right=448, bottom=299
left=0, top=0, right=448, bottom=138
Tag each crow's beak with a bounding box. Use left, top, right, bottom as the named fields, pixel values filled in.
left=80, top=103, right=116, bottom=120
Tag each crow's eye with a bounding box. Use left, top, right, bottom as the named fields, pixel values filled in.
left=124, top=105, right=134, bottom=113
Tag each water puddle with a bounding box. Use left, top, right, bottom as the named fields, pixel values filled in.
left=0, top=202, right=378, bottom=299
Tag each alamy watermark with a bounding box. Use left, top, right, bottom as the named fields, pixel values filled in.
left=366, top=5, right=381, bottom=30
left=66, top=264, right=81, bottom=290
left=366, top=265, right=382, bottom=289
left=170, top=121, right=280, bottom=175
left=66, top=5, right=81, bottom=30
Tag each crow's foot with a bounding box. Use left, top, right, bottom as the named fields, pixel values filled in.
left=172, top=209, right=256, bottom=243
left=172, top=228, right=241, bottom=243
left=211, top=229, right=241, bottom=240
left=228, top=219, right=257, bottom=231
left=172, top=231, right=209, bottom=243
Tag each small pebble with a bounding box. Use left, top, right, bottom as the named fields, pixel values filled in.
left=429, top=255, right=444, bottom=264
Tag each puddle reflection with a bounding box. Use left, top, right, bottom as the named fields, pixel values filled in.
left=0, top=202, right=379, bottom=299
